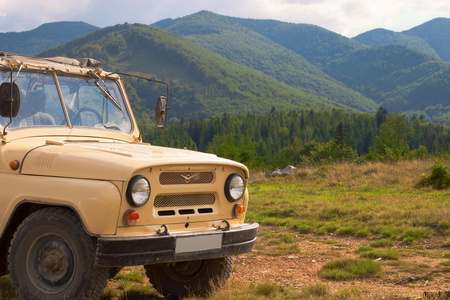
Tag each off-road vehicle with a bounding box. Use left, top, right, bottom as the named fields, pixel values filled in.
left=0, top=52, right=258, bottom=299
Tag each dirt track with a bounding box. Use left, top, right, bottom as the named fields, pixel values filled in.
left=233, top=226, right=450, bottom=299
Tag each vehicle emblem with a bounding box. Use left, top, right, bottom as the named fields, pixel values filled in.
left=180, top=173, right=200, bottom=184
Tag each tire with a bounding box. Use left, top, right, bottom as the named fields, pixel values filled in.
left=144, top=256, right=234, bottom=299
left=7, top=208, right=109, bottom=300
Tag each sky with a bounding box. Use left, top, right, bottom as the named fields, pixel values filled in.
left=0, top=0, right=449, bottom=37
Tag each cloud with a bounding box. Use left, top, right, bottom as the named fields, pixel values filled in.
left=0, top=0, right=93, bottom=32
left=0, top=0, right=448, bottom=37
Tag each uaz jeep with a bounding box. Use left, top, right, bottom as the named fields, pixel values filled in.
left=0, top=52, right=258, bottom=299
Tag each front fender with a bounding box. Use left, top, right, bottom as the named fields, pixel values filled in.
left=0, top=174, right=122, bottom=236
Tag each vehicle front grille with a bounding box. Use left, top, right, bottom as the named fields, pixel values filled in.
left=154, top=169, right=218, bottom=217
left=154, top=194, right=215, bottom=208
left=159, top=172, right=214, bottom=185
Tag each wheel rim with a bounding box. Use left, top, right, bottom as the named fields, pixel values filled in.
left=27, top=234, right=75, bottom=293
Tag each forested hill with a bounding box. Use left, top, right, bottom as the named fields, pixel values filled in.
left=154, top=10, right=366, bottom=67
left=152, top=11, right=376, bottom=113
left=354, top=18, right=450, bottom=62
left=147, top=109, right=450, bottom=168
left=39, top=24, right=354, bottom=127
left=0, top=21, right=98, bottom=55
left=405, top=18, right=450, bottom=62
left=325, top=45, right=450, bottom=125
left=6, top=12, right=450, bottom=124
left=353, top=28, right=439, bottom=58
left=348, top=18, right=450, bottom=124
left=154, top=11, right=450, bottom=124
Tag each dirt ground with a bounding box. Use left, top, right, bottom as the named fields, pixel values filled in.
left=234, top=226, right=450, bottom=299
left=107, top=225, right=449, bottom=299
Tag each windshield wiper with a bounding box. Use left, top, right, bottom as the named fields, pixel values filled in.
left=101, top=123, right=121, bottom=131
left=88, top=70, right=122, bottom=111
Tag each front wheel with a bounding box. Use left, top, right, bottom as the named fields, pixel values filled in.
left=7, top=208, right=109, bottom=300
left=144, top=256, right=234, bottom=298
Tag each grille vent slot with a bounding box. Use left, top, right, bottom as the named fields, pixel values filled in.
left=154, top=194, right=215, bottom=208
left=159, top=172, right=213, bottom=185
left=157, top=208, right=213, bottom=216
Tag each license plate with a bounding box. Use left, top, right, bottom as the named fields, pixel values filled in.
left=175, top=233, right=223, bottom=254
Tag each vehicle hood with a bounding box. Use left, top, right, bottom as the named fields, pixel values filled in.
left=20, top=142, right=247, bottom=181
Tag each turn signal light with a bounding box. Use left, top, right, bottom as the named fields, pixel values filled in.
left=233, top=204, right=246, bottom=218
left=123, top=209, right=139, bottom=226
left=9, top=160, right=20, bottom=170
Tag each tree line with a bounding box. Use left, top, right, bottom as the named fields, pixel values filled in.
left=145, top=107, right=450, bottom=168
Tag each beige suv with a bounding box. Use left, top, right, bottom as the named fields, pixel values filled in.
left=0, top=52, right=258, bottom=299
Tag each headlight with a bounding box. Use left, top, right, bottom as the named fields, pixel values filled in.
left=126, top=175, right=150, bottom=207
left=225, top=173, right=245, bottom=202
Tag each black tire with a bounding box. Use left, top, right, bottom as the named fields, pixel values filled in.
left=144, top=256, right=234, bottom=299
left=7, top=208, right=109, bottom=300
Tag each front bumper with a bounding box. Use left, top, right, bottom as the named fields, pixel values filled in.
left=95, top=223, right=259, bottom=267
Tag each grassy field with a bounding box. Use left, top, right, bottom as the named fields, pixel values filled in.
left=1, top=159, right=449, bottom=299
left=247, top=160, right=450, bottom=242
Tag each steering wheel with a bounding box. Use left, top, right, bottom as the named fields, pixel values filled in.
left=71, top=107, right=102, bottom=126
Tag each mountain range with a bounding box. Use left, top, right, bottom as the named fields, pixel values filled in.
left=0, top=21, right=98, bottom=55
left=2, top=12, right=449, bottom=124
left=354, top=17, right=450, bottom=61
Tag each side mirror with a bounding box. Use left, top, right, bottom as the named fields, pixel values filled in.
left=155, top=96, right=168, bottom=128
left=0, top=82, right=20, bottom=118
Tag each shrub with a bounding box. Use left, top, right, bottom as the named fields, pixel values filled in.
left=408, top=145, right=429, bottom=160
left=429, top=159, right=450, bottom=189
left=416, top=159, right=450, bottom=190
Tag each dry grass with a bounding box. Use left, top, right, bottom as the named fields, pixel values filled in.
left=248, top=159, right=450, bottom=241
left=253, top=159, right=447, bottom=188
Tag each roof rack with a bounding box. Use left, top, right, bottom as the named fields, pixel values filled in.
left=0, top=52, right=101, bottom=69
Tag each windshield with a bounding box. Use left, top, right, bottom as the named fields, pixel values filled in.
left=0, top=70, right=133, bottom=133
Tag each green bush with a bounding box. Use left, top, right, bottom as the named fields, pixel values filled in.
left=429, top=160, right=450, bottom=189
left=417, top=159, right=450, bottom=189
